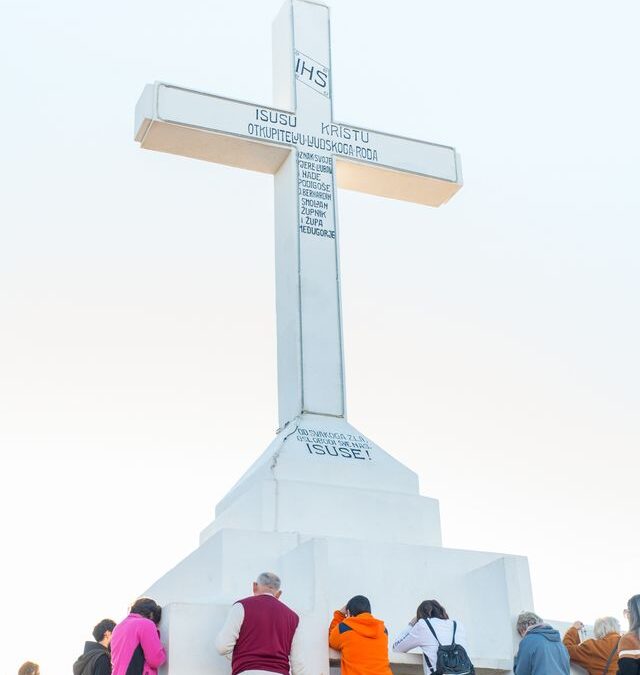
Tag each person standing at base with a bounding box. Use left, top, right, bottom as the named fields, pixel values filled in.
left=514, top=611, right=569, bottom=675
left=73, top=618, right=117, bottom=675
left=618, top=594, right=640, bottom=675
left=562, top=617, right=620, bottom=675
left=215, top=572, right=305, bottom=675
left=392, top=599, right=472, bottom=675
left=328, top=595, right=393, bottom=675
left=110, top=597, right=166, bottom=675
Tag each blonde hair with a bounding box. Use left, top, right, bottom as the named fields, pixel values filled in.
left=594, top=617, right=620, bottom=639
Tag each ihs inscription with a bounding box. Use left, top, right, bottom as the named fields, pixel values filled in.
left=295, top=50, right=329, bottom=96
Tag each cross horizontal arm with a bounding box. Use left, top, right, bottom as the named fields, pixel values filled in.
left=334, top=126, right=462, bottom=207
left=134, top=82, right=462, bottom=207
left=135, top=82, right=293, bottom=174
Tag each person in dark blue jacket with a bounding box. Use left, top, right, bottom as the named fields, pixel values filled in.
left=514, top=611, right=570, bottom=675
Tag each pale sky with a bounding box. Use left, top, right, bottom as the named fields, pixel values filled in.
left=1, top=0, right=639, bottom=673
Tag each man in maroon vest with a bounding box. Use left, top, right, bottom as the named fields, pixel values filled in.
left=215, top=572, right=305, bottom=675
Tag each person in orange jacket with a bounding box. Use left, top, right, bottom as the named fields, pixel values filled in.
left=562, top=618, right=621, bottom=675
left=329, top=595, right=393, bottom=675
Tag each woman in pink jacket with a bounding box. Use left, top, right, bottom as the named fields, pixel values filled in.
left=110, top=598, right=167, bottom=675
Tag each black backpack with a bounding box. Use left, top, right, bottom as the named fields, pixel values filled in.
left=423, top=619, right=475, bottom=675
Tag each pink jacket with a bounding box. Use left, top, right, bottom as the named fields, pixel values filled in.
left=111, top=612, right=166, bottom=675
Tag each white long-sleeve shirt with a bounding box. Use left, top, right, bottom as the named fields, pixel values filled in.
left=392, top=617, right=469, bottom=674
left=215, top=600, right=306, bottom=675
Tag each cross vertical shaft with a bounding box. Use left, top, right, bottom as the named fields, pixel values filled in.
left=273, top=1, right=345, bottom=426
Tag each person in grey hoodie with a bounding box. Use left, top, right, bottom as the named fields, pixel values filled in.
left=514, top=611, right=570, bottom=675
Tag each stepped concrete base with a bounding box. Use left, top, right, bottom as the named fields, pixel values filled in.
left=146, top=414, right=541, bottom=675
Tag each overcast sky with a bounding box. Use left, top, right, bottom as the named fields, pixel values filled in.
left=1, top=0, right=639, bottom=673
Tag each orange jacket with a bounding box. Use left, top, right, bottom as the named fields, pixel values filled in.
left=329, top=610, right=393, bottom=675
left=562, top=627, right=620, bottom=675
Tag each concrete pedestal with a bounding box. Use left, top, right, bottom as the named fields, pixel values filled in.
left=146, top=413, right=540, bottom=675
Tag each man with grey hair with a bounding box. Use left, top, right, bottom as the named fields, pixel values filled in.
left=562, top=617, right=621, bottom=675
left=514, top=611, right=569, bottom=675
left=215, top=572, right=305, bottom=675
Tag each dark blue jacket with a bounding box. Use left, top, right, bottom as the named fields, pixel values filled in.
left=514, top=624, right=570, bottom=675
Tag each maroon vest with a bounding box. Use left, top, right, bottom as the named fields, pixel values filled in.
left=232, top=595, right=299, bottom=675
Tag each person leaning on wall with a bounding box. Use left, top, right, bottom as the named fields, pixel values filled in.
left=618, top=594, right=640, bottom=675
left=215, top=572, right=306, bottom=675
left=562, top=617, right=620, bottom=675
left=328, top=595, right=393, bottom=675
left=392, top=599, right=472, bottom=675
left=514, top=611, right=569, bottom=675
left=110, top=597, right=166, bottom=675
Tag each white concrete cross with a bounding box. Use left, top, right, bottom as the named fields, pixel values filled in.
left=134, top=0, right=462, bottom=429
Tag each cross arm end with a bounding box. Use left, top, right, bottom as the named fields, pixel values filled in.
left=336, top=157, right=462, bottom=207
left=134, top=83, right=158, bottom=143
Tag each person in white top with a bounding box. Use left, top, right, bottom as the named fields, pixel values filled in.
left=392, top=599, right=470, bottom=674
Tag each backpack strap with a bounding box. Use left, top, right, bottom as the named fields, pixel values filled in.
left=601, top=638, right=620, bottom=675
left=423, top=619, right=441, bottom=675
left=423, top=654, right=435, bottom=675
left=451, top=621, right=457, bottom=646
left=424, top=618, right=442, bottom=646
left=422, top=618, right=442, bottom=675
